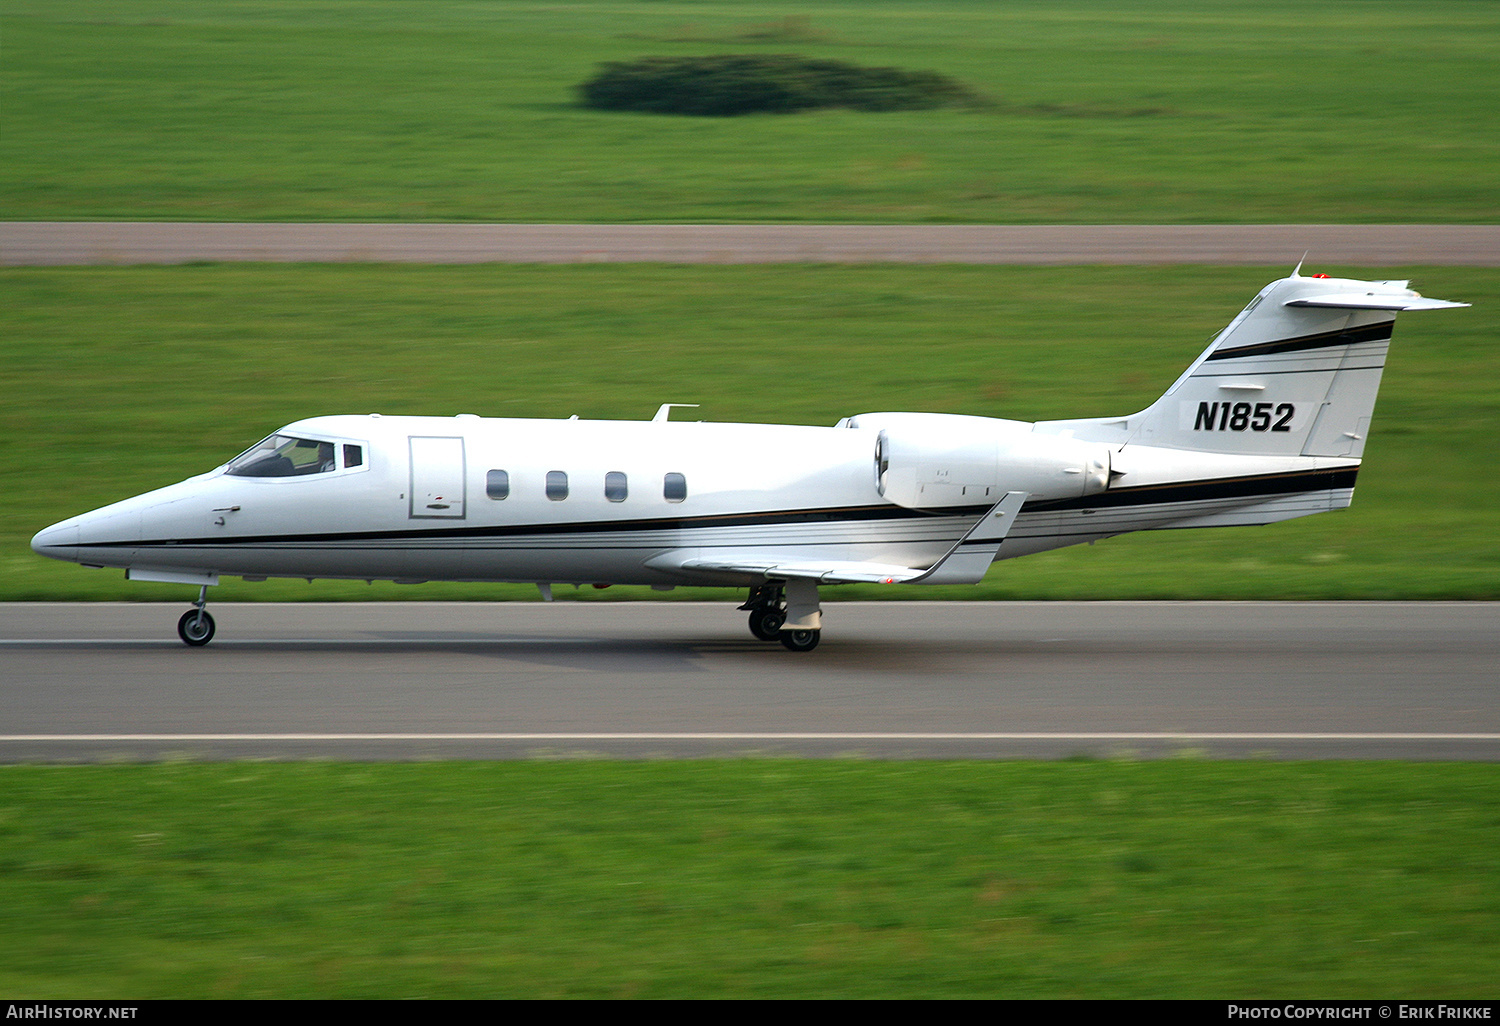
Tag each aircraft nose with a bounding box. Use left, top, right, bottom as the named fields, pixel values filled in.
left=31, top=521, right=80, bottom=562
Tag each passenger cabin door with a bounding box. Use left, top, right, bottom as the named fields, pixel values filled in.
left=409, top=436, right=466, bottom=519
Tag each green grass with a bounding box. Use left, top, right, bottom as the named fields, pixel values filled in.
left=3, top=0, right=1498, bottom=223
left=1, top=761, right=1495, bottom=998
left=4, top=262, right=1496, bottom=602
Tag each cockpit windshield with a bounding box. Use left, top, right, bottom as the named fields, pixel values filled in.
left=225, top=435, right=337, bottom=478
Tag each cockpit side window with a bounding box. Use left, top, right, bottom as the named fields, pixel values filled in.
left=227, top=435, right=339, bottom=478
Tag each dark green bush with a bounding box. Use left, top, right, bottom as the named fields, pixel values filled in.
left=579, top=54, right=984, bottom=116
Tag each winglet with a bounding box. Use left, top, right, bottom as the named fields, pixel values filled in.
left=907, top=490, right=1030, bottom=585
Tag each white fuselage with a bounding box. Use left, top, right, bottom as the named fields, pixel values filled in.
left=32, top=411, right=1356, bottom=589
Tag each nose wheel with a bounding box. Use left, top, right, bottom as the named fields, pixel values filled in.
left=178, top=609, right=216, bottom=646
left=177, top=585, right=216, bottom=646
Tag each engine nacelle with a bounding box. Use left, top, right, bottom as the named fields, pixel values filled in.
left=843, top=412, right=1111, bottom=509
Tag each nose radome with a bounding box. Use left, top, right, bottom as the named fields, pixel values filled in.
left=31, top=522, right=79, bottom=562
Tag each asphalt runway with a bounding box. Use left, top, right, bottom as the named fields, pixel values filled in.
left=3, top=601, right=1497, bottom=761
left=3, top=222, right=1498, bottom=266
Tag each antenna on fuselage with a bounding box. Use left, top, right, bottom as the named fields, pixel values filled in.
left=652, top=403, right=700, bottom=422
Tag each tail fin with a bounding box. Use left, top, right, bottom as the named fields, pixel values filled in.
left=1038, top=271, right=1467, bottom=456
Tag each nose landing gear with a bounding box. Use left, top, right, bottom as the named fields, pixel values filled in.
left=177, top=585, right=216, bottom=646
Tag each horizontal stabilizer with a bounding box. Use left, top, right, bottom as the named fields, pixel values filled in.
left=1286, top=293, right=1469, bottom=311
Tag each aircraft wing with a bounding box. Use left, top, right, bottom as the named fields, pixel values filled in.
left=664, top=491, right=1030, bottom=587
left=674, top=556, right=929, bottom=585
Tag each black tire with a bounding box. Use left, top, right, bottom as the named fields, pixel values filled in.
left=779, top=629, right=820, bottom=652
left=748, top=607, right=785, bottom=641
left=177, top=609, right=215, bottom=647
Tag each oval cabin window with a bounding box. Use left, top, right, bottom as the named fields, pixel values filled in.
left=486, top=469, right=510, bottom=499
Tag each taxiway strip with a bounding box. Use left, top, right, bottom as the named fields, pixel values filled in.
left=4, top=223, right=1498, bottom=266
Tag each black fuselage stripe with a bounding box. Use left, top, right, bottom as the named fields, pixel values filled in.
left=1206, top=322, right=1392, bottom=361
left=1024, top=467, right=1358, bottom=512
left=82, top=502, right=990, bottom=549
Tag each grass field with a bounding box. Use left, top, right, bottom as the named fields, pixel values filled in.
left=4, top=262, right=1495, bottom=603
left=4, top=0, right=1498, bottom=223
left=2, top=761, right=1495, bottom=998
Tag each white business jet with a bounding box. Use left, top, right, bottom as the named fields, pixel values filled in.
left=32, top=269, right=1465, bottom=650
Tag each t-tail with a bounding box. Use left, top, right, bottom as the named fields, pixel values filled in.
left=1038, top=268, right=1468, bottom=459
left=1021, top=268, right=1467, bottom=539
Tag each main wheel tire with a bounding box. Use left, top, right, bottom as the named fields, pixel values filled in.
left=748, top=608, right=785, bottom=641
left=177, top=609, right=216, bottom=647
left=779, top=628, right=820, bottom=652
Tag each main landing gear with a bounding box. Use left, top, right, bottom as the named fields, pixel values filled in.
left=743, top=586, right=786, bottom=640
left=177, top=585, right=216, bottom=647
left=779, top=628, right=821, bottom=653
left=738, top=581, right=823, bottom=652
